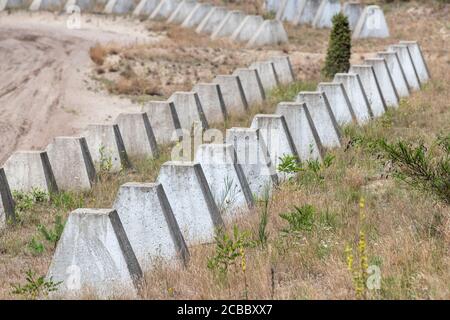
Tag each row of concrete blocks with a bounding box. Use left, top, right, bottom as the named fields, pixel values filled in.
left=0, top=0, right=289, bottom=47
left=2, top=40, right=428, bottom=298
left=266, top=0, right=389, bottom=39
left=0, top=55, right=295, bottom=230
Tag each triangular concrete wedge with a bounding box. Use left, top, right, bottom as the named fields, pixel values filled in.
left=399, top=41, right=430, bottom=84
left=133, top=0, right=161, bottom=16
left=276, top=102, right=324, bottom=162
left=247, top=20, right=289, bottom=47
left=143, top=101, right=182, bottom=145
left=157, top=161, right=223, bottom=245
left=29, top=0, right=65, bottom=11
left=196, top=6, right=228, bottom=34
left=249, top=61, right=279, bottom=92
left=168, top=92, right=208, bottom=132
left=213, top=75, right=248, bottom=115
left=182, top=3, right=213, bottom=28
left=349, top=65, right=387, bottom=117
left=104, top=0, right=136, bottom=14
left=65, top=0, right=101, bottom=12
left=231, top=15, right=264, bottom=43
left=312, top=0, right=341, bottom=29
left=270, top=56, right=296, bottom=85
left=296, top=92, right=342, bottom=148
left=47, top=209, right=143, bottom=299
left=114, top=182, right=189, bottom=270
left=1, top=0, right=31, bottom=11
left=377, top=51, right=410, bottom=98
left=196, top=144, right=254, bottom=217
left=353, top=5, right=389, bottom=39
left=193, top=83, right=227, bottom=124
left=211, top=10, right=245, bottom=40
left=150, top=0, right=180, bottom=20
left=3, top=151, right=58, bottom=194
left=343, top=1, right=364, bottom=30
left=365, top=58, right=400, bottom=108
left=317, top=82, right=356, bottom=125
left=0, top=168, right=15, bottom=231
left=277, top=0, right=305, bottom=22
left=293, top=0, right=322, bottom=25
left=167, top=0, right=197, bottom=24
left=333, top=73, right=373, bottom=124
left=388, top=44, right=421, bottom=91
left=232, top=68, right=266, bottom=106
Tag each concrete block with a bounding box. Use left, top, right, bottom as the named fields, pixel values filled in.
left=211, top=10, right=246, bottom=40
left=213, top=75, right=248, bottom=115
left=83, top=124, right=129, bottom=173
left=232, top=68, right=266, bottom=106
left=168, top=92, right=208, bottom=131
left=399, top=41, right=430, bottom=84
left=250, top=114, right=298, bottom=175
left=343, top=1, right=364, bottom=30
left=133, top=0, right=161, bottom=16
left=276, top=102, right=324, bottom=161
left=181, top=3, right=213, bottom=28
left=317, top=82, right=356, bottom=125
left=113, top=182, right=189, bottom=270
left=377, top=51, right=410, bottom=98
left=3, top=151, right=58, bottom=194
left=353, top=5, right=389, bottom=39
left=65, top=0, right=101, bottom=11
left=231, top=15, right=264, bottom=43
left=349, top=65, right=387, bottom=117
left=293, top=0, right=321, bottom=25
left=196, top=6, right=228, bottom=35
left=388, top=45, right=421, bottom=91
left=46, top=137, right=96, bottom=191
left=29, top=0, right=65, bottom=11
left=333, top=73, right=373, bottom=124
left=0, top=168, right=15, bottom=231
left=105, top=0, right=138, bottom=14
left=312, top=0, right=341, bottom=29
left=226, top=128, right=278, bottom=197
left=157, top=161, right=223, bottom=245
left=277, top=0, right=305, bottom=22
left=270, top=56, right=295, bottom=85
left=365, top=58, right=399, bottom=108
left=150, top=0, right=180, bottom=20
left=167, top=0, right=197, bottom=24
left=142, top=101, right=182, bottom=144
left=249, top=61, right=279, bottom=93
left=296, top=92, right=342, bottom=148
left=196, top=144, right=254, bottom=216
left=115, top=112, right=159, bottom=158
left=47, top=209, right=143, bottom=299
left=193, top=83, right=227, bottom=124
left=265, top=0, right=282, bottom=13
left=1, top=0, right=31, bottom=11
left=247, top=20, right=289, bottom=47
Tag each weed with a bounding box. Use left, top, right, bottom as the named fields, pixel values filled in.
left=37, top=215, right=65, bottom=249
left=280, top=204, right=316, bottom=236
left=10, top=270, right=61, bottom=300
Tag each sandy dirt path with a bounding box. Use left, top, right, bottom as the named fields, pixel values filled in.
left=0, top=11, right=162, bottom=163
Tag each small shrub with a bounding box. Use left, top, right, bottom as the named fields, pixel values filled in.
left=11, top=270, right=61, bottom=300
left=37, top=215, right=65, bottom=249
left=89, top=43, right=107, bottom=66
left=280, top=204, right=316, bottom=235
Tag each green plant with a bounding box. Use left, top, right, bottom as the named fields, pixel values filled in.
left=51, top=191, right=84, bottom=210
left=280, top=204, right=316, bottom=235
left=217, top=176, right=240, bottom=215
left=10, top=270, right=61, bottom=300
left=277, top=154, right=302, bottom=174
left=99, top=145, right=113, bottom=174
left=12, top=188, right=49, bottom=215
left=28, top=237, right=45, bottom=255
left=322, top=13, right=352, bottom=79
left=37, top=215, right=65, bottom=249
left=277, top=153, right=335, bottom=183
left=255, top=186, right=270, bottom=249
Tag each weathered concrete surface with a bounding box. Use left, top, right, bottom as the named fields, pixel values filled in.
left=333, top=73, right=373, bottom=124
left=65, top=0, right=102, bottom=12
left=296, top=92, right=341, bottom=148
left=343, top=1, right=364, bottom=30
left=399, top=41, right=430, bottom=84
left=349, top=65, right=387, bottom=117
left=3, top=151, right=58, bottom=194
left=84, top=124, right=130, bottom=173
left=213, top=75, right=248, bottom=115
left=312, top=0, right=341, bottom=29
left=388, top=45, right=421, bottom=91
left=29, top=0, right=64, bottom=11
left=142, top=101, right=182, bottom=144
left=249, top=61, right=279, bottom=93
left=193, top=83, right=227, bottom=124
left=196, top=6, right=228, bottom=34
left=0, top=168, right=15, bottom=231
left=114, top=182, right=189, bottom=270
left=105, top=0, right=139, bottom=14
left=167, top=0, right=197, bottom=24
left=168, top=92, right=208, bottom=131
left=377, top=51, right=410, bottom=98
left=277, top=0, right=305, bottom=22
left=181, top=3, right=212, bottom=28
left=232, top=68, right=265, bottom=106
left=276, top=102, right=324, bottom=162
left=250, top=114, right=298, bottom=176
left=226, top=128, right=278, bottom=197
left=46, top=137, right=96, bottom=191
left=247, top=20, right=289, bottom=47
left=157, top=161, right=223, bottom=245
left=231, top=15, right=264, bottom=43
left=365, top=58, right=399, bottom=108
left=150, top=0, right=180, bottom=20
left=353, top=5, right=389, bottom=39
left=265, top=0, right=282, bottom=13
left=133, top=0, right=161, bottom=16
left=293, top=0, right=321, bottom=25
left=196, top=144, right=254, bottom=216
left=47, top=209, right=143, bottom=299
left=211, top=10, right=246, bottom=40
left=317, top=82, right=356, bottom=125
left=270, top=56, right=295, bottom=85
left=1, top=0, right=32, bottom=11
left=115, top=112, right=159, bottom=158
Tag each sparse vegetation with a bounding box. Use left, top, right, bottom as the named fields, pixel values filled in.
left=10, top=270, right=61, bottom=300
